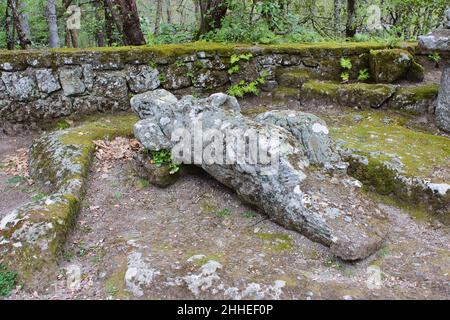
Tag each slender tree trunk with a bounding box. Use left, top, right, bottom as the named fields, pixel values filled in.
left=114, top=0, right=146, bottom=45
left=334, top=0, right=341, bottom=36
left=166, top=0, right=172, bottom=24
left=346, top=0, right=357, bottom=37
left=47, top=0, right=60, bottom=48
left=9, top=0, right=31, bottom=49
left=94, top=0, right=106, bottom=47
left=18, top=1, right=31, bottom=40
left=5, top=1, right=15, bottom=50
left=196, top=0, right=228, bottom=39
left=103, top=0, right=114, bottom=46
left=155, top=0, right=163, bottom=36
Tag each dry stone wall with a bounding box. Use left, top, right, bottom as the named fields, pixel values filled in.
left=0, top=42, right=430, bottom=130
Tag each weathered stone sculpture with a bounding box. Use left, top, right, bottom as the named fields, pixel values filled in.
left=132, top=90, right=389, bottom=261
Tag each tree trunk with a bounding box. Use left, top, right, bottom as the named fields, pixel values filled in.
left=115, top=0, right=146, bottom=45
left=47, top=0, right=60, bottom=48
left=196, top=0, right=228, bottom=39
left=94, top=0, right=106, bottom=47
left=9, top=0, right=31, bottom=49
left=345, top=0, right=357, bottom=38
left=5, top=1, right=15, bottom=50
left=103, top=0, right=114, bottom=46
left=334, top=0, right=341, bottom=36
left=155, top=0, right=163, bottom=36
left=166, top=0, right=172, bottom=24
left=18, top=0, right=31, bottom=41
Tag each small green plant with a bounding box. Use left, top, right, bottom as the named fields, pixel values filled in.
left=228, top=64, right=240, bottom=75
left=175, top=60, right=186, bottom=68
left=340, top=57, right=353, bottom=70
left=146, top=149, right=180, bottom=175
left=0, top=264, right=17, bottom=297
left=32, top=192, right=48, bottom=202
left=56, top=119, right=70, bottom=130
left=357, top=68, right=370, bottom=81
left=135, top=178, right=150, bottom=189
left=6, top=176, right=26, bottom=185
left=243, top=210, right=257, bottom=218
left=148, top=60, right=157, bottom=69
left=158, top=73, right=167, bottom=83
left=428, top=52, right=441, bottom=68
left=340, top=57, right=352, bottom=82
left=106, top=283, right=119, bottom=296
left=215, top=208, right=231, bottom=218
left=227, top=70, right=268, bottom=98
left=228, top=53, right=253, bottom=75
left=340, top=72, right=350, bottom=82
left=114, top=191, right=122, bottom=201
left=230, top=53, right=253, bottom=65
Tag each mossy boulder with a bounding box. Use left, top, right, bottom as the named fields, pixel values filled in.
left=276, top=68, right=311, bottom=88
left=388, top=84, right=439, bottom=114
left=336, top=83, right=396, bottom=109
left=369, top=49, right=424, bottom=83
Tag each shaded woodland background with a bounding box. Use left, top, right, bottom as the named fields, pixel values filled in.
left=0, top=0, right=448, bottom=50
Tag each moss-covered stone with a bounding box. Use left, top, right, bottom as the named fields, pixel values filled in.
left=330, top=110, right=450, bottom=221
left=276, top=68, right=311, bottom=88
left=369, top=49, right=425, bottom=83
left=336, top=83, right=396, bottom=109
left=0, top=114, right=137, bottom=291
left=300, top=80, right=339, bottom=104
left=273, top=86, right=301, bottom=100
left=388, top=84, right=439, bottom=114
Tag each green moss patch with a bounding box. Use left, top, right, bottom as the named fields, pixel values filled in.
left=330, top=111, right=449, bottom=181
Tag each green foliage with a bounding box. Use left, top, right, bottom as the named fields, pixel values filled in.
left=215, top=208, right=231, bottom=218
left=340, top=58, right=353, bottom=70
left=428, top=52, right=441, bottom=66
left=230, top=53, right=253, bottom=65
left=147, top=23, right=194, bottom=45
left=56, top=120, right=71, bottom=130
left=158, top=73, right=167, bottom=83
left=0, top=264, right=17, bottom=297
left=227, top=70, right=268, bottom=98
left=340, top=72, right=350, bottom=82
left=32, top=192, right=48, bottom=202
left=148, top=60, right=157, bottom=69
left=228, top=53, right=253, bottom=75
left=243, top=210, right=257, bottom=218
left=357, top=68, right=370, bottom=81
left=146, top=149, right=180, bottom=175
left=340, top=58, right=352, bottom=82
left=175, top=60, right=186, bottom=68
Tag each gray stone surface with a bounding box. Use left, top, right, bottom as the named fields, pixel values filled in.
left=126, top=65, right=160, bottom=94
left=35, top=69, right=61, bottom=94
left=59, top=67, right=86, bottom=96
left=418, top=29, right=450, bottom=52
left=254, top=110, right=345, bottom=171
left=436, top=66, right=450, bottom=132
left=1, top=71, right=39, bottom=101
left=131, top=89, right=389, bottom=261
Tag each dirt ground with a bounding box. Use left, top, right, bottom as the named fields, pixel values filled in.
left=1, top=132, right=448, bottom=300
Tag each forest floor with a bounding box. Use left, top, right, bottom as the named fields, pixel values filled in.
left=1, top=97, right=449, bottom=300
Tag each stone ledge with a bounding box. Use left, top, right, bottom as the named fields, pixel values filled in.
left=0, top=115, right=137, bottom=289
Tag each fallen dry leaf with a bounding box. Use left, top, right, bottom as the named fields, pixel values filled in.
left=93, top=137, right=143, bottom=172
left=0, top=148, right=29, bottom=177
